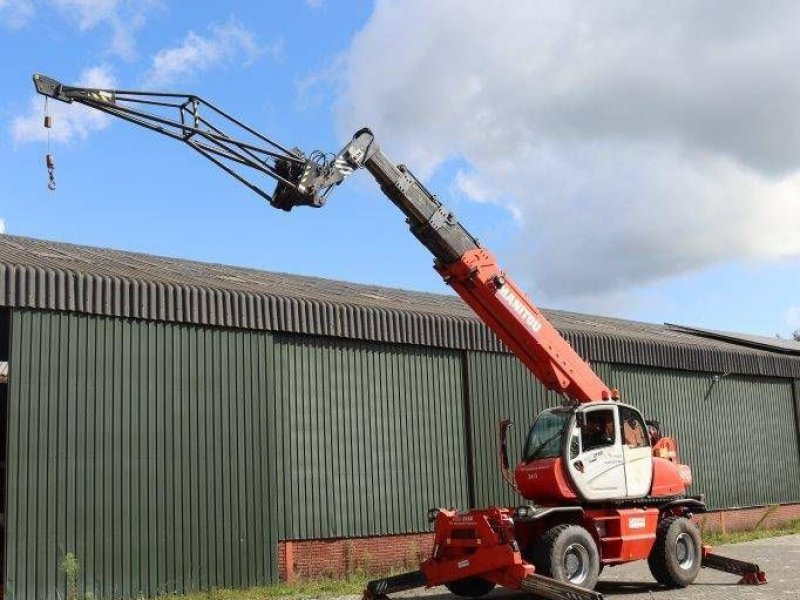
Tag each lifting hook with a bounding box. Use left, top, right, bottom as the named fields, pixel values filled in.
left=43, top=100, right=56, bottom=191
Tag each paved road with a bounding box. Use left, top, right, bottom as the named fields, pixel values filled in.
left=594, top=534, right=798, bottom=599
left=386, top=534, right=799, bottom=600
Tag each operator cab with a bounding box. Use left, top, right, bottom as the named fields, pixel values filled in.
left=516, top=402, right=654, bottom=503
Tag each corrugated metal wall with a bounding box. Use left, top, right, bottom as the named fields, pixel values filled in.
left=466, top=352, right=563, bottom=508
left=4, top=307, right=800, bottom=598
left=467, top=354, right=800, bottom=511
left=6, top=310, right=278, bottom=600
left=601, top=363, right=800, bottom=509
left=793, top=379, right=800, bottom=460
left=273, top=334, right=469, bottom=539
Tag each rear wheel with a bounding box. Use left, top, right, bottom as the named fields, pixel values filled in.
left=533, top=524, right=600, bottom=590
left=444, top=576, right=496, bottom=598
left=648, top=516, right=702, bottom=588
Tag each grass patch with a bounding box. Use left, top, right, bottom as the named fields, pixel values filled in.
left=703, top=518, right=800, bottom=546
left=157, top=521, right=800, bottom=600
left=158, top=572, right=377, bottom=600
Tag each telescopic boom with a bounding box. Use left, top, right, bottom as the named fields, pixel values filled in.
left=34, top=74, right=612, bottom=402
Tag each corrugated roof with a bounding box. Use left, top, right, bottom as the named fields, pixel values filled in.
left=666, top=323, right=800, bottom=355
left=1, top=234, right=798, bottom=378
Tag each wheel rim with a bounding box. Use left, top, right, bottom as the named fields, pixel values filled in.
left=675, top=532, right=695, bottom=570
left=564, top=543, right=591, bottom=584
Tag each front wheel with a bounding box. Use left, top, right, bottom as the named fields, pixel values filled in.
left=532, top=524, right=601, bottom=590
left=647, top=516, right=702, bottom=588
left=444, top=576, right=496, bottom=598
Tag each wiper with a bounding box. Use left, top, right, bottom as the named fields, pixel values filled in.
left=525, top=430, right=563, bottom=462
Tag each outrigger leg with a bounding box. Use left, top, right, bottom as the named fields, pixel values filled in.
left=701, top=546, right=767, bottom=585
left=362, top=507, right=604, bottom=600
left=362, top=570, right=604, bottom=600
left=518, top=574, right=604, bottom=600
left=363, top=571, right=427, bottom=600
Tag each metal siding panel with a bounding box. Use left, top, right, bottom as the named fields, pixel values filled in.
left=5, top=309, right=278, bottom=599
left=602, top=364, right=800, bottom=509
left=466, top=353, right=800, bottom=512
left=465, top=352, right=564, bottom=508
left=794, top=380, right=800, bottom=465
left=274, top=333, right=468, bottom=539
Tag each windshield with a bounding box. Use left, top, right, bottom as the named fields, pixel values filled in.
left=523, top=409, right=571, bottom=462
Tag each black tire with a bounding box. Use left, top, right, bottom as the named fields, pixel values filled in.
left=532, top=524, right=601, bottom=590
left=444, top=577, right=496, bottom=598
left=647, top=516, right=702, bottom=588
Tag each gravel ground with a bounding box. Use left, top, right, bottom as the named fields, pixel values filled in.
left=372, top=534, right=800, bottom=600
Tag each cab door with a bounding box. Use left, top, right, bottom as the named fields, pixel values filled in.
left=565, top=405, right=627, bottom=501
left=619, top=404, right=653, bottom=498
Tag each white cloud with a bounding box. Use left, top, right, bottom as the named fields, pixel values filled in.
left=0, top=219, right=6, bottom=234
left=52, top=0, right=155, bottom=58
left=0, top=0, right=34, bottom=28
left=306, top=0, right=325, bottom=8
left=4, top=0, right=154, bottom=57
left=51, top=0, right=118, bottom=28
left=11, top=66, right=116, bottom=144
left=144, top=19, right=261, bottom=88
left=334, top=1, right=800, bottom=304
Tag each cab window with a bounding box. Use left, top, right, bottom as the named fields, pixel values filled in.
left=581, top=408, right=616, bottom=451
left=523, top=409, right=570, bottom=461
left=620, top=406, right=649, bottom=448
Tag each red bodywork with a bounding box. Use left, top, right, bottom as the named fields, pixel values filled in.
left=651, top=457, right=692, bottom=497
left=515, top=455, right=689, bottom=504
left=424, top=505, right=662, bottom=586
left=438, top=248, right=612, bottom=403
left=421, top=509, right=534, bottom=589
left=515, top=458, right=578, bottom=503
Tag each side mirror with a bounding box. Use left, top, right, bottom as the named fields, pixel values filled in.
left=646, top=419, right=663, bottom=444
left=498, top=419, right=520, bottom=493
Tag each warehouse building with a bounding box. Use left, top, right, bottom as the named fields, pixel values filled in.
left=0, top=234, right=798, bottom=599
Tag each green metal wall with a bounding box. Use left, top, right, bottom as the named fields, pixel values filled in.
left=6, top=310, right=278, bottom=600
left=467, top=353, right=800, bottom=511
left=793, top=379, right=800, bottom=461
left=465, top=351, right=561, bottom=508
left=601, top=363, right=800, bottom=509
left=273, top=334, right=469, bottom=539
left=4, top=308, right=800, bottom=598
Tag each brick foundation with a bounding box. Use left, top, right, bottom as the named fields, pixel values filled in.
left=693, top=502, right=800, bottom=535
left=278, top=532, right=433, bottom=581
left=278, top=503, right=800, bottom=580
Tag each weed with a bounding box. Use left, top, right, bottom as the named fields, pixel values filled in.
left=61, top=553, right=81, bottom=600
left=703, top=518, right=800, bottom=546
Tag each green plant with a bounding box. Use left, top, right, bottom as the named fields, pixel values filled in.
left=753, top=504, right=780, bottom=530
left=405, top=541, right=420, bottom=569
left=61, top=553, right=81, bottom=600
left=696, top=515, right=707, bottom=535
left=344, top=539, right=356, bottom=578
left=703, top=518, right=800, bottom=546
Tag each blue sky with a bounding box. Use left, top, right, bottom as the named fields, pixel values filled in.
left=1, top=1, right=798, bottom=338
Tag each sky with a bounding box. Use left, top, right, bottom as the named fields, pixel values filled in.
left=1, top=0, right=798, bottom=338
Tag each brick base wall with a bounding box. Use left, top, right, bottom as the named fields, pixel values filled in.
left=278, top=532, right=433, bottom=581
left=278, top=503, right=800, bottom=580
left=693, top=502, right=800, bottom=534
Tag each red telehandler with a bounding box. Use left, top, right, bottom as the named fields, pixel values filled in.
left=34, top=74, right=767, bottom=600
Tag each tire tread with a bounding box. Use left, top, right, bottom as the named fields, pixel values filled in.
left=647, top=516, right=701, bottom=588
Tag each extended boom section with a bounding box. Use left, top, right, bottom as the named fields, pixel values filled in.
left=32, top=73, right=348, bottom=209
left=336, top=130, right=611, bottom=403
